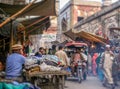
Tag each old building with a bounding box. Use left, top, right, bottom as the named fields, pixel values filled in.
left=58, top=0, right=101, bottom=42
left=73, top=1, right=120, bottom=45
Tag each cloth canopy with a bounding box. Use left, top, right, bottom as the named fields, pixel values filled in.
left=0, top=0, right=56, bottom=16
left=21, top=16, right=50, bottom=35
left=0, top=0, right=56, bottom=36
left=63, top=29, right=78, bottom=40
left=0, top=16, right=50, bottom=37
left=0, top=18, right=23, bottom=37
left=63, top=29, right=106, bottom=44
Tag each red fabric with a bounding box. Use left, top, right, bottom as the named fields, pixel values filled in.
left=92, top=53, right=98, bottom=75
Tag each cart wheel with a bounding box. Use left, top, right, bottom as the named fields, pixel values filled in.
left=78, top=70, right=83, bottom=83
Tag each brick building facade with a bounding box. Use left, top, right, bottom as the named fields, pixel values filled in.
left=74, top=1, right=120, bottom=45
left=58, top=0, right=101, bottom=42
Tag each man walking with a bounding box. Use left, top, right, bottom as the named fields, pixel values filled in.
left=55, top=46, right=69, bottom=88
left=55, top=46, right=68, bottom=66
left=102, top=45, right=115, bottom=89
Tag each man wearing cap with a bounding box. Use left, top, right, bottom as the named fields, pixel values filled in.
left=102, top=45, right=115, bottom=89
left=5, top=44, right=26, bottom=81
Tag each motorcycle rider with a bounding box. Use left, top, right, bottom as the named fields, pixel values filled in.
left=71, top=48, right=87, bottom=78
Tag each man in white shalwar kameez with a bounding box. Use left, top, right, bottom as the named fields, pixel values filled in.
left=103, top=45, right=115, bottom=89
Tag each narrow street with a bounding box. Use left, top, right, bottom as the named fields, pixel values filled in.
left=65, top=76, right=120, bottom=89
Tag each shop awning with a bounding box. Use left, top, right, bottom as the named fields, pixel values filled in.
left=63, top=29, right=107, bottom=44
left=63, top=29, right=79, bottom=40
left=0, top=16, right=50, bottom=36
left=21, top=16, right=50, bottom=35
left=0, top=0, right=56, bottom=16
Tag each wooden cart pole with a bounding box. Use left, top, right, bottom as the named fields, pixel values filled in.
left=25, top=16, right=49, bottom=29
left=3, top=39, right=5, bottom=51
left=9, top=20, right=14, bottom=53
left=0, top=0, right=37, bottom=28
left=19, top=16, right=49, bottom=32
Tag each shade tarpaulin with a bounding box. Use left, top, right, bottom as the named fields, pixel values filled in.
left=0, top=0, right=56, bottom=16
left=0, top=16, right=50, bottom=36
left=63, top=29, right=106, bottom=44
left=21, top=16, right=50, bottom=35
left=63, top=29, right=79, bottom=40
left=0, top=18, right=24, bottom=37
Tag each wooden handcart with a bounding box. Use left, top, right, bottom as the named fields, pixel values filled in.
left=25, top=71, right=70, bottom=89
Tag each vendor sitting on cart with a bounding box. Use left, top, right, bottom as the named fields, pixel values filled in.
left=5, top=44, right=26, bottom=81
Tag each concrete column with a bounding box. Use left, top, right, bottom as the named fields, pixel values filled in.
left=70, top=0, right=74, bottom=28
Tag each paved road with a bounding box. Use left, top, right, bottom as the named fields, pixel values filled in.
left=65, top=76, right=120, bottom=89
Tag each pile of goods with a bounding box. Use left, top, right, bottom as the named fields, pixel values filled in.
left=24, top=55, right=63, bottom=74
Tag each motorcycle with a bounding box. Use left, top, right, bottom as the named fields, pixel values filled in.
left=72, top=60, right=87, bottom=83
left=77, top=61, right=83, bottom=83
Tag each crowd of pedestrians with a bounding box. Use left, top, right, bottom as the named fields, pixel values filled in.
left=0, top=43, right=120, bottom=89
left=87, top=45, right=120, bottom=89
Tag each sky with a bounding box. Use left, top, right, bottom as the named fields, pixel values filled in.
left=60, top=0, right=119, bottom=9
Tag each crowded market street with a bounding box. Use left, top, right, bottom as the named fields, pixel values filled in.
left=65, top=76, right=120, bottom=89
left=0, top=0, right=120, bottom=89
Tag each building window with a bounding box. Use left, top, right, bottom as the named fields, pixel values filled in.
left=77, top=16, right=84, bottom=22
left=61, top=18, right=67, bottom=31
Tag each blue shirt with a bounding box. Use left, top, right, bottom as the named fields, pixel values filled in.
left=6, top=53, right=25, bottom=78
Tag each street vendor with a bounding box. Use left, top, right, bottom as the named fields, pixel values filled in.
left=35, top=47, right=45, bottom=57
left=5, top=44, right=26, bottom=81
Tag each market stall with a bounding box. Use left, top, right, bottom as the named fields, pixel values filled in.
left=23, top=55, right=70, bottom=89
left=0, top=55, right=70, bottom=89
